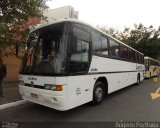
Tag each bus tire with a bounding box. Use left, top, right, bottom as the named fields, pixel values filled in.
left=92, top=81, right=104, bottom=105
left=136, top=74, right=140, bottom=85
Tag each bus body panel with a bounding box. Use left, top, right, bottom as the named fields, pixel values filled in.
left=19, top=75, right=69, bottom=111
left=89, top=56, right=144, bottom=93
left=67, top=75, right=94, bottom=109
left=63, top=56, right=145, bottom=110
left=89, top=56, right=144, bottom=73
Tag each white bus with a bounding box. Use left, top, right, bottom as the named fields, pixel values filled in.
left=19, top=19, right=145, bottom=111
left=144, top=56, right=160, bottom=78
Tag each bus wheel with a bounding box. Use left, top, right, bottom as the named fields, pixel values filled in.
left=92, top=81, right=104, bottom=105
left=136, top=74, right=140, bottom=85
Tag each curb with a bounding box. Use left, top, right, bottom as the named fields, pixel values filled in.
left=0, top=100, right=28, bottom=110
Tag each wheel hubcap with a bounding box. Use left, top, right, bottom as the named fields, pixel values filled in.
left=95, top=87, right=103, bottom=102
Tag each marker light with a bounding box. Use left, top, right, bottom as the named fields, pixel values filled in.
left=56, top=85, right=63, bottom=91
left=20, top=80, right=25, bottom=85
left=44, top=84, right=63, bottom=91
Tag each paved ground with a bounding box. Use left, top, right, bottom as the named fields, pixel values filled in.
left=0, top=78, right=160, bottom=124
left=0, top=81, right=21, bottom=105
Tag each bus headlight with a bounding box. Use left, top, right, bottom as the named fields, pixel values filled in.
left=44, top=84, right=51, bottom=90
left=44, top=84, right=62, bottom=91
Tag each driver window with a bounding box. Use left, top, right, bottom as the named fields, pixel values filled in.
left=70, top=39, right=89, bottom=62
left=70, top=26, right=90, bottom=73
left=70, top=26, right=90, bottom=63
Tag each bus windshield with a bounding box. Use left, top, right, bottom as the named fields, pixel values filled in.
left=20, top=23, right=67, bottom=75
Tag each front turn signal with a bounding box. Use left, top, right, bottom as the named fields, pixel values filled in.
left=56, top=85, right=63, bottom=91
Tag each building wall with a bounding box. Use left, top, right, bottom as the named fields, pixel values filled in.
left=2, top=46, right=23, bottom=81
left=3, top=56, right=21, bottom=81
left=43, top=6, right=79, bottom=24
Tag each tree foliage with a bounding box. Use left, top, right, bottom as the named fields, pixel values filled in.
left=97, top=25, right=120, bottom=39
left=0, top=0, right=49, bottom=56
left=98, top=24, right=160, bottom=60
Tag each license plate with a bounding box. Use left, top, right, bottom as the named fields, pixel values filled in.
left=31, top=93, right=38, bottom=98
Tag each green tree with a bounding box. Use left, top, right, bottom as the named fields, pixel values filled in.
left=97, top=25, right=120, bottom=39
left=0, top=0, right=49, bottom=57
left=122, top=24, right=160, bottom=59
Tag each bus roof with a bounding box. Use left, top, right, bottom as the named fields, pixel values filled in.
left=30, top=19, right=144, bottom=55
left=144, top=56, right=160, bottom=63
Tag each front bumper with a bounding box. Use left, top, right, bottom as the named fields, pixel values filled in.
left=19, top=84, right=68, bottom=111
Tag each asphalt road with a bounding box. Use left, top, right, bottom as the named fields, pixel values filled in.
left=0, top=78, right=160, bottom=123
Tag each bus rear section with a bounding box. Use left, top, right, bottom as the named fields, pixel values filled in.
left=144, top=57, right=160, bottom=78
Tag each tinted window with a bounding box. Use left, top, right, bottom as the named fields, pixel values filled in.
left=92, top=31, right=101, bottom=53
left=69, top=26, right=90, bottom=73
left=120, top=45, right=128, bottom=59
left=101, top=36, right=109, bottom=55
left=128, top=49, right=135, bottom=62
left=139, top=54, right=143, bottom=64
left=74, top=23, right=91, bottom=33
left=70, top=39, right=89, bottom=62
left=20, top=23, right=67, bottom=75
left=135, top=52, right=139, bottom=63
left=144, top=59, right=149, bottom=70
left=73, top=27, right=90, bottom=41
left=109, top=39, right=120, bottom=57
left=150, top=59, right=159, bottom=66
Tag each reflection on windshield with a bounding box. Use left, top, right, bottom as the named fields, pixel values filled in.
left=20, top=23, right=67, bottom=75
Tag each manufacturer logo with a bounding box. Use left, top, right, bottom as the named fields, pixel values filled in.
left=28, top=77, right=37, bottom=81
left=91, top=68, right=98, bottom=72
left=136, top=65, right=142, bottom=70
left=76, top=88, right=81, bottom=95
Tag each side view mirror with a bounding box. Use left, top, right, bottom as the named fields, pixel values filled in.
left=70, top=35, right=77, bottom=53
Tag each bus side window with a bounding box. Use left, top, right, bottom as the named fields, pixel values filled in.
left=128, top=49, right=135, bottom=62
left=92, top=32, right=109, bottom=56
left=120, top=45, right=128, bottom=60
left=92, top=31, right=101, bottom=54
left=135, top=53, right=139, bottom=63
left=69, top=26, right=90, bottom=73
left=109, top=39, right=120, bottom=57
left=101, top=36, right=109, bottom=55
left=70, top=39, right=89, bottom=62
